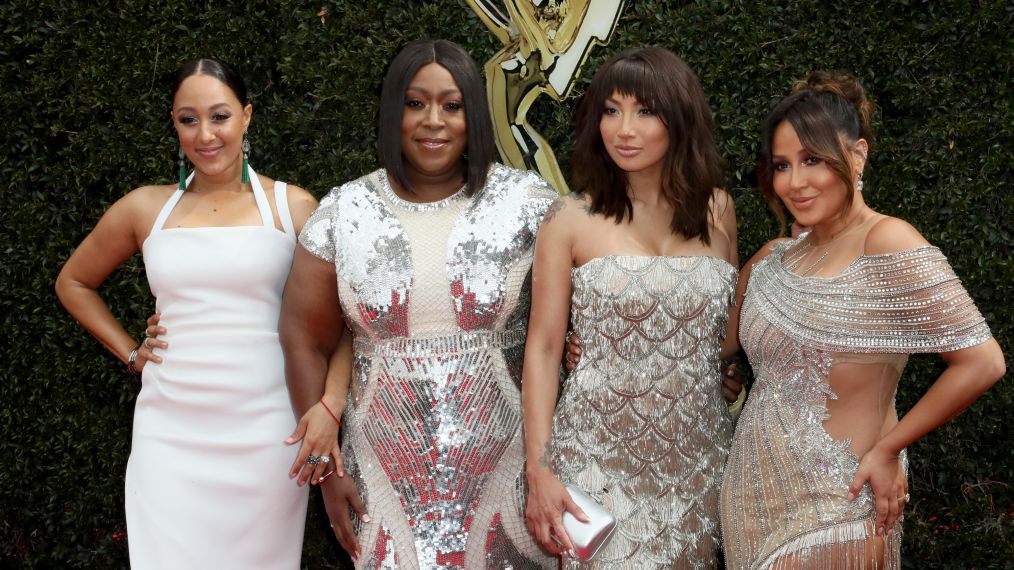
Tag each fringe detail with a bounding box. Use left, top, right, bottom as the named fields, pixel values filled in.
left=756, top=518, right=901, bottom=570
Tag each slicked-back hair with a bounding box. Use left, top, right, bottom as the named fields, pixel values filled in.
left=377, top=39, right=495, bottom=196
left=757, top=71, right=874, bottom=229
left=571, top=47, right=724, bottom=244
left=170, top=58, right=249, bottom=106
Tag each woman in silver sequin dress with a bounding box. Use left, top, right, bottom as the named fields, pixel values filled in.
left=523, top=48, right=739, bottom=568
left=719, top=72, right=1005, bottom=569
left=280, top=40, right=557, bottom=568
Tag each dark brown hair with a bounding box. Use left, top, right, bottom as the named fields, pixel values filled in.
left=757, top=71, right=875, bottom=227
left=377, top=39, right=495, bottom=196
left=170, top=58, right=248, bottom=106
left=571, top=47, right=724, bottom=244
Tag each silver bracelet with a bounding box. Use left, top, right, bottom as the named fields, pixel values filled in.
left=127, top=347, right=141, bottom=375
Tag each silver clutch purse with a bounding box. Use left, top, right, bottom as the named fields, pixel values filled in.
left=561, top=485, right=616, bottom=562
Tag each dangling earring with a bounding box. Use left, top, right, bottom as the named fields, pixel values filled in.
left=241, top=133, right=250, bottom=184
left=856, top=172, right=864, bottom=193
left=178, top=147, right=187, bottom=191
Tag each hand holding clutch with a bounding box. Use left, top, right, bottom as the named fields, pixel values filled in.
left=560, top=485, right=616, bottom=563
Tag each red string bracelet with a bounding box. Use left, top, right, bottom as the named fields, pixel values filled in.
left=320, top=398, right=342, bottom=426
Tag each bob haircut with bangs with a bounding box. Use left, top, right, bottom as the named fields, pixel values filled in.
left=571, top=47, right=724, bottom=244
left=377, top=39, right=495, bottom=196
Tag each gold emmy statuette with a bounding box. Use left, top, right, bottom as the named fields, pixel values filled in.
left=467, top=0, right=625, bottom=194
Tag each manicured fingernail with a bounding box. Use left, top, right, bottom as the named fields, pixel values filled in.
left=361, top=514, right=371, bottom=523
left=338, top=470, right=345, bottom=477
left=846, top=492, right=855, bottom=501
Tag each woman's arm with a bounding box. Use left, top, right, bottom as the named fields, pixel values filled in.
left=55, top=189, right=154, bottom=368
left=848, top=217, right=1006, bottom=534
left=279, top=245, right=368, bottom=558
left=279, top=245, right=343, bottom=417
left=711, top=189, right=741, bottom=360
left=522, top=196, right=588, bottom=556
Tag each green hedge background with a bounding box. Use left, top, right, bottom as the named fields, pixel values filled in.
left=1, top=1, right=1010, bottom=568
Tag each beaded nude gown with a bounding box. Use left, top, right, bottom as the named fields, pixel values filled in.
left=299, top=165, right=557, bottom=569
left=720, top=220, right=993, bottom=569
left=551, top=255, right=737, bottom=569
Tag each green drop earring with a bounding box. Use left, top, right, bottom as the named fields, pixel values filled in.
left=178, top=147, right=186, bottom=191
left=241, top=133, right=250, bottom=184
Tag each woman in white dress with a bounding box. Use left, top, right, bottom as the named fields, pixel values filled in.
left=55, top=58, right=319, bottom=569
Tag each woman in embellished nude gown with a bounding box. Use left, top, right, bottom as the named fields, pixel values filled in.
left=523, top=47, right=739, bottom=568
left=719, top=72, right=1005, bottom=569
left=280, top=40, right=557, bottom=568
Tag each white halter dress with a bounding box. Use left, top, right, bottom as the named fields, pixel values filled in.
left=127, top=171, right=308, bottom=569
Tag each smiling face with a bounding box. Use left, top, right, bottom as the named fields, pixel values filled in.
left=771, top=120, right=863, bottom=229
left=599, top=92, right=669, bottom=181
left=399, top=63, right=468, bottom=188
left=172, top=74, right=251, bottom=183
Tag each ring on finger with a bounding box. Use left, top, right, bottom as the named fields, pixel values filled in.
left=306, top=454, right=322, bottom=466
left=319, top=455, right=330, bottom=464
left=897, top=493, right=910, bottom=503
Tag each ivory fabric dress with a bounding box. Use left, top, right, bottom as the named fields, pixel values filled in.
left=551, top=255, right=737, bottom=569
left=720, top=231, right=993, bottom=569
left=128, top=173, right=308, bottom=569
left=299, top=165, right=557, bottom=569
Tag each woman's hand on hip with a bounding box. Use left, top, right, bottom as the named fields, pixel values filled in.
left=136, top=312, right=167, bottom=370
left=848, top=444, right=907, bottom=535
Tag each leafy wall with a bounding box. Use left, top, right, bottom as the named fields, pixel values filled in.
left=1, top=1, right=1010, bottom=567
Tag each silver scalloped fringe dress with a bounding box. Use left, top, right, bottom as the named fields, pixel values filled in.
left=299, top=165, right=557, bottom=569
left=719, top=236, right=993, bottom=569
left=552, top=255, right=738, bottom=569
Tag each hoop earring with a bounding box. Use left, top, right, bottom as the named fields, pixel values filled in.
left=241, top=133, right=250, bottom=184
left=178, top=147, right=187, bottom=191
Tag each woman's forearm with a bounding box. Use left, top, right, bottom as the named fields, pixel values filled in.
left=875, top=339, right=1005, bottom=456
left=56, top=279, right=137, bottom=364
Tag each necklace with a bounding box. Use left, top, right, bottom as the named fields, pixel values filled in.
left=786, top=212, right=871, bottom=276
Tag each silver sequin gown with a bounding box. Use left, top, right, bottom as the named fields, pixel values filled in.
left=299, top=165, right=557, bottom=569
left=551, top=255, right=737, bottom=569
left=720, top=236, right=993, bottom=569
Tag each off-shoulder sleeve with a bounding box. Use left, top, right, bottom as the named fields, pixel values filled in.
left=298, top=186, right=342, bottom=262
left=750, top=246, right=993, bottom=353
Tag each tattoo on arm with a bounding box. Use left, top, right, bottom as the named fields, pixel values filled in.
left=541, top=198, right=567, bottom=225
left=537, top=441, right=553, bottom=469
left=568, top=192, right=594, bottom=215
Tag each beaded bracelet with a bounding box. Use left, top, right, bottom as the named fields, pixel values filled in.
left=320, top=398, right=342, bottom=426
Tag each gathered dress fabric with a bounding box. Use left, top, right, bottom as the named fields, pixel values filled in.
left=128, top=172, right=308, bottom=569
left=719, top=227, right=993, bottom=570
left=551, top=255, right=737, bottom=569
left=298, top=165, right=557, bottom=569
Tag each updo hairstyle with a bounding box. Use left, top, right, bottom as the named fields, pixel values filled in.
left=757, top=71, right=875, bottom=225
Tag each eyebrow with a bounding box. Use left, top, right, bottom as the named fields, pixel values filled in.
left=174, top=102, right=233, bottom=113
left=405, top=86, right=462, bottom=97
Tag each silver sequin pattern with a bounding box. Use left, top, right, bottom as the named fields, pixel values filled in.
left=300, top=165, right=557, bottom=569
left=552, top=256, right=737, bottom=569
left=720, top=238, right=993, bottom=569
